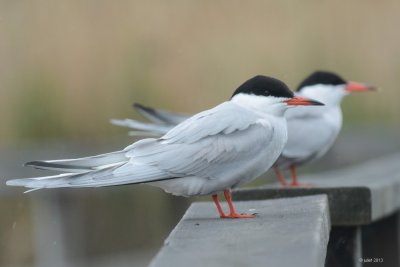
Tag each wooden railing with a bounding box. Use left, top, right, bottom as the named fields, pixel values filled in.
left=150, top=153, right=400, bottom=267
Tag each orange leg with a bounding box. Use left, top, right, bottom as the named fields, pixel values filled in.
left=212, top=194, right=227, bottom=218
left=289, top=164, right=311, bottom=187
left=290, top=165, right=299, bottom=186
left=221, top=190, right=256, bottom=219
left=274, top=167, right=288, bottom=186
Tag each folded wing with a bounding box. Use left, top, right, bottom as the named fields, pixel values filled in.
left=7, top=102, right=273, bottom=191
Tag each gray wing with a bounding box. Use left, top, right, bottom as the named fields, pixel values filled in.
left=24, top=150, right=128, bottom=173
left=6, top=147, right=169, bottom=189
left=133, top=103, right=190, bottom=125
left=158, top=102, right=259, bottom=144
left=276, top=106, right=342, bottom=167
left=8, top=102, right=273, bottom=190
left=126, top=101, right=274, bottom=179
left=7, top=162, right=169, bottom=189
left=110, top=118, right=173, bottom=136
left=110, top=103, right=190, bottom=136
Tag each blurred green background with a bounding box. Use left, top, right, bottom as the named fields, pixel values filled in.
left=0, top=1, right=399, bottom=267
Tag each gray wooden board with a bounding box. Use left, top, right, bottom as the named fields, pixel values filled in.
left=234, top=153, right=400, bottom=226
left=150, top=195, right=330, bottom=267
left=233, top=187, right=371, bottom=226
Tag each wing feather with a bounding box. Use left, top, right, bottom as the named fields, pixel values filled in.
left=133, top=103, right=189, bottom=125
left=8, top=101, right=276, bottom=191
left=110, top=118, right=172, bottom=135
left=160, top=102, right=258, bottom=144
left=276, top=106, right=342, bottom=168
left=128, top=102, right=275, bottom=180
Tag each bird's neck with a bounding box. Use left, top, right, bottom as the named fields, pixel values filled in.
left=231, top=93, right=287, bottom=117
left=297, top=85, right=347, bottom=106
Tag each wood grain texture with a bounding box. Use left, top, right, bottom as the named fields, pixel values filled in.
left=150, top=195, right=330, bottom=267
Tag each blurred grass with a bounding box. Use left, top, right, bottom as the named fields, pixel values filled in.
left=13, top=71, right=67, bottom=140
left=0, top=0, right=399, bottom=147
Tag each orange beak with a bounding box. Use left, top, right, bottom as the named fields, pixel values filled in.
left=345, top=82, right=377, bottom=92
left=285, top=96, right=324, bottom=106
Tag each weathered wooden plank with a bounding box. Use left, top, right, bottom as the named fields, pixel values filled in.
left=234, top=187, right=371, bottom=225
left=150, top=195, right=330, bottom=267
left=361, top=212, right=400, bottom=267
left=234, top=153, right=400, bottom=225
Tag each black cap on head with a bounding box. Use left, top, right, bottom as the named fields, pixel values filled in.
left=231, top=75, right=293, bottom=98
left=296, top=71, right=347, bottom=91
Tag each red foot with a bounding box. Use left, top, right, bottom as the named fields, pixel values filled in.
left=221, top=213, right=256, bottom=219
left=288, top=165, right=312, bottom=188
left=212, top=191, right=257, bottom=219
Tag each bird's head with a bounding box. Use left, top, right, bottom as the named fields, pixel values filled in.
left=296, top=71, right=377, bottom=106
left=231, top=75, right=323, bottom=116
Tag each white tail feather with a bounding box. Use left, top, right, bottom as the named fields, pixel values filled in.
left=110, top=119, right=171, bottom=135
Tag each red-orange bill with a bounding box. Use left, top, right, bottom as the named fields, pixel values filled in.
left=285, top=96, right=324, bottom=106
left=346, top=82, right=377, bottom=92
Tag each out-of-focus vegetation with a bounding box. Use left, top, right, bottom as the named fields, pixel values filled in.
left=0, top=0, right=399, bottom=147
left=1, top=1, right=400, bottom=267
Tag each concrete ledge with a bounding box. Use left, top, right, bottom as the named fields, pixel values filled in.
left=150, top=195, right=330, bottom=267
left=234, top=153, right=400, bottom=226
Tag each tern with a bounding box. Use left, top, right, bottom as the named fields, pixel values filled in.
left=273, top=71, right=376, bottom=186
left=112, top=71, right=376, bottom=187
left=7, top=75, right=323, bottom=218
